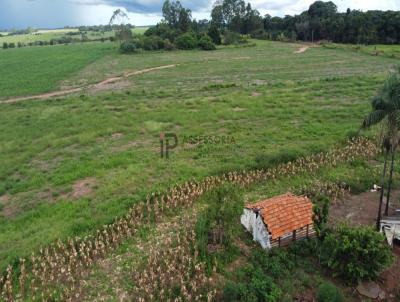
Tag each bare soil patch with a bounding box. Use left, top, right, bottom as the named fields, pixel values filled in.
left=71, top=177, right=96, bottom=200
left=251, top=92, right=261, bottom=97
left=329, top=190, right=400, bottom=227
left=294, top=45, right=311, bottom=54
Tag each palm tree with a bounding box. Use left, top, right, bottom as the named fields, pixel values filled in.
left=362, top=69, right=400, bottom=230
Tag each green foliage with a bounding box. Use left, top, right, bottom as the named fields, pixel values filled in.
left=115, top=26, right=133, bottom=43
left=162, top=0, right=192, bottom=32
left=223, top=31, right=242, bottom=45
left=208, top=25, right=222, bottom=45
left=250, top=248, right=296, bottom=279
left=195, top=185, right=243, bottom=269
left=260, top=1, right=400, bottom=44
left=312, top=195, right=330, bottom=237
left=2, top=42, right=7, bottom=49
left=175, top=32, right=198, bottom=50
left=321, top=225, right=394, bottom=283
left=163, top=39, right=174, bottom=50
left=198, top=35, right=216, bottom=51
left=223, top=265, right=282, bottom=302
left=143, top=35, right=165, bottom=51
left=316, top=282, right=344, bottom=302
left=120, top=41, right=139, bottom=54
left=144, top=23, right=177, bottom=41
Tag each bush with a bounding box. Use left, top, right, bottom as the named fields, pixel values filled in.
left=8, top=43, right=15, bottom=48
left=195, top=185, right=243, bottom=270
left=317, top=282, right=343, bottom=302
left=321, top=225, right=393, bottom=283
left=312, top=195, right=330, bottom=237
left=143, top=35, right=164, bottom=51
left=144, top=23, right=177, bottom=41
left=120, top=41, right=138, bottom=54
left=223, top=31, right=248, bottom=45
left=223, top=266, right=282, bottom=302
left=208, top=25, right=222, bottom=45
left=223, top=31, right=240, bottom=45
left=163, top=39, right=174, bottom=51
left=198, top=35, right=216, bottom=50
left=175, top=32, right=197, bottom=50
left=2, top=42, right=8, bottom=49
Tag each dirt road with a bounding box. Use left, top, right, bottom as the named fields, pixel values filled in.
left=0, top=64, right=177, bottom=104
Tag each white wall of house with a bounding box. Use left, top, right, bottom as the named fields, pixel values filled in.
left=241, top=209, right=271, bottom=249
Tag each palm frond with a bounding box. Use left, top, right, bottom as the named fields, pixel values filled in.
left=362, top=110, right=386, bottom=129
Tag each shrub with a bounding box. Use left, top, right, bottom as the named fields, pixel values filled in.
left=198, top=35, right=216, bottom=50
left=208, top=25, right=221, bottom=45
left=312, top=195, right=330, bottom=237
left=321, top=224, right=393, bottom=283
left=223, top=31, right=248, bottom=45
left=223, top=31, right=240, bottom=45
left=145, top=23, right=176, bottom=41
left=250, top=248, right=296, bottom=279
left=120, top=41, right=138, bottom=54
left=2, top=42, right=8, bottom=49
left=225, top=266, right=282, bottom=302
left=175, top=32, right=197, bottom=50
left=195, top=185, right=243, bottom=270
left=317, top=282, right=344, bottom=302
left=8, top=42, right=15, bottom=48
left=143, top=35, right=164, bottom=51
left=163, top=39, right=174, bottom=51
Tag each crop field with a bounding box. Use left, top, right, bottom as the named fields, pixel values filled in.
left=0, top=40, right=400, bottom=300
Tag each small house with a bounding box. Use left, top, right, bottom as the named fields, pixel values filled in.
left=241, top=193, right=315, bottom=249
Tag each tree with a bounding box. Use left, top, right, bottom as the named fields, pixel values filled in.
left=362, top=69, right=400, bottom=228
left=321, top=225, right=393, bottom=283
left=211, top=4, right=225, bottom=30
left=241, top=3, right=263, bottom=34
left=109, top=9, right=132, bottom=43
left=208, top=25, right=222, bottom=45
left=162, top=0, right=192, bottom=32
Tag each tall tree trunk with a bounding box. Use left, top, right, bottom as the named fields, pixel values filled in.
left=377, top=148, right=389, bottom=231
left=385, top=150, right=395, bottom=216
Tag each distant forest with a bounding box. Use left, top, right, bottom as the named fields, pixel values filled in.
left=209, top=0, right=400, bottom=44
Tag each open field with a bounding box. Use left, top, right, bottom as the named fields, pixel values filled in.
left=0, top=27, right=150, bottom=47
left=0, top=42, right=114, bottom=97
left=0, top=40, right=399, bottom=273
left=323, top=42, right=400, bottom=59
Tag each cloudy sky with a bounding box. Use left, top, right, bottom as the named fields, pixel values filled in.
left=1, top=0, right=399, bottom=29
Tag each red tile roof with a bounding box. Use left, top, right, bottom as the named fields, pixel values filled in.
left=246, top=193, right=313, bottom=240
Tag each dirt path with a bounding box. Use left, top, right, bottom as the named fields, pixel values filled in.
left=0, top=64, right=177, bottom=104
left=294, top=45, right=311, bottom=54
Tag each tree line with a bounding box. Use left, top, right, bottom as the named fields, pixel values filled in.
left=122, top=0, right=400, bottom=54
left=209, top=0, right=400, bottom=44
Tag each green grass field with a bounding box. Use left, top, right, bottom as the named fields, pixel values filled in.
left=323, top=42, right=400, bottom=59
left=0, top=42, right=114, bottom=98
left=0, top=40, right=398, bottom=271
